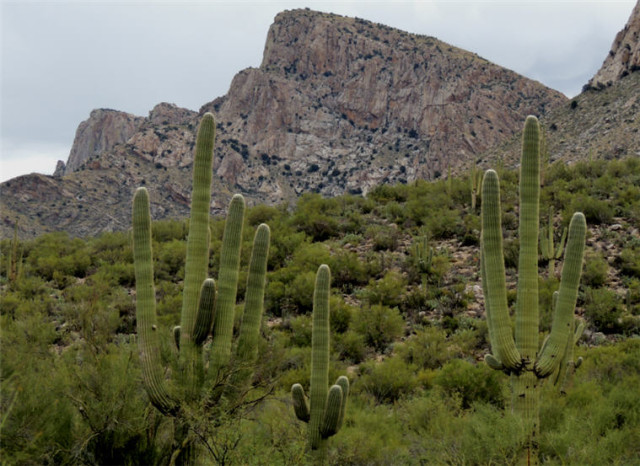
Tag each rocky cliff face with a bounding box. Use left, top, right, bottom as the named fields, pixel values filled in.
left=588, top=1, right=640, bottom=89
left=201, top=10, right=565, bottom=199
left=2, top=9, right=568, bottom=238
left=481, top=1, right=640, bottom=169
left=63, top=109, right=145, bottom=174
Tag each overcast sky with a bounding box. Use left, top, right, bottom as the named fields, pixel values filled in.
left=1, top=0, right=636, bottom=183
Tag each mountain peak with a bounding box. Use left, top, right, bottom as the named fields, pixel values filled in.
left=587, top=1, right=640, bottom=89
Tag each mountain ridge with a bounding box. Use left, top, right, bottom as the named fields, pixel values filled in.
left=2, top=6, right=637, bottom=239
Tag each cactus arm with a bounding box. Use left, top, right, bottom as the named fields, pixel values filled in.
left=481, top=245, right=503, bottom=369
left=179, top=113, right=215, bottom=350
left=515, top=116, right=540, bottom=368
left=320, top=385, right=343, bottom=438
left=334, top=375, right=349, bottom=431
left=192, top=279, right=217, bottom=346
left=132, top=187, right=176, bottom=415
left=535, top=212, right=586, bottom=377
left=481, top=170, right=521, bottom=370
left=484, top=353, right=504, bottom=371
left=309, top=265, right=331, bottom=450
left=554, top=319, right=585, bottom=392
left=291, top=383, right=310, bottom=422
left=228, top=224, right=270, bottom=394
left=209, top=194, right=246, bottom=378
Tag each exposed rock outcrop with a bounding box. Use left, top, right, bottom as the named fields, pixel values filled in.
left=587, top=1, right=640, bottom=89
left=201, top=9, right=565, bottom=198
left=53, top=160, right=66, bottom=177
left=64, top=109, right=144, bottom=174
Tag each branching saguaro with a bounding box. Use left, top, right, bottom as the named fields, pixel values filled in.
left=481, top=116, right=587, bottom=465
left=132, top=113, right=270, bottom=465
left=291, top=265, right=349, bottom=465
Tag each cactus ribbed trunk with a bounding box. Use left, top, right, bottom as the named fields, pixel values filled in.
left=179, top=114, right=215, bottom=398
left=209, top=194, right=245, bottom=381
left=309, top=265, right=331, bottom=452
left=132, top=188, right=176, bottom=415
left=291, top=265, right=349, bottom=465
left=481, top=171, right=521, bottom=370
left=480, top=116, right=586, bottom=466
left=227, top=224, right=270, bottom=398
left=514, top=117, right=540, bottom=461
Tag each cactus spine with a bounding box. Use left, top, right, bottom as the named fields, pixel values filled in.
left=291, top=265, right=349, bottom=464
left=481, top=116, right=586, bottom=465
left=132, top=113, right=270, bottom=463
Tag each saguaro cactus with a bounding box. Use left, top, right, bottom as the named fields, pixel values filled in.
left=480, top=116, right=586, bottom=465
left=132, top=113, right=270, bottom=463
left=291, top=265, right=349, bottom=464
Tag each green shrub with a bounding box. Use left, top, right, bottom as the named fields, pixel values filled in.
left=327, top=249, right=368, bottom=291
left=335, top=330, right=367, bottom=364
left=584, top=287, right=624, bottom=334
left=362, top=269, right=407, bottom=307
left=569, top=195, right=613, bottom=225
left=352, top=304, right=405, bottom=352
left=287, top=270, right=317, bottom=313
left=394, top=326, right=452, bottom=370
left=582, top=251, right=609, bottom=288
left=246, top=203, right=282, bottom=227
left=151, top=219, right=187, bottom=242
left=618, top=244, right=640, bottom=278
left=329, top=296, right=353, bottom=334
left=357, top=356, right=418, bottom=403
left=434, top=359, right=505, bottom=409
left=288, top=314, right=313, bottom=347
left=459, top=403, right=525, bottom=464
left=154, top=239, right=186, bottom=281
left=365, top=224, right=399, bottom=251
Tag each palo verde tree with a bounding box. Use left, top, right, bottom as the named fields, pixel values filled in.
left=291, top=264, right=349, bottom=465
left=481, top=116, right=586, bottom=465
left=132, top=113, right=270, bottom=464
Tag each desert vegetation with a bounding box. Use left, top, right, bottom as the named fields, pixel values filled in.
left=1, top=114, right=640, bottom=464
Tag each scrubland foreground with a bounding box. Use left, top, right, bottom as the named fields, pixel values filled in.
left=2, top=115, right=640, bottom=465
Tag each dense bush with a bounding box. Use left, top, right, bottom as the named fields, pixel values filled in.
left=352, top=304, right=405, bottom=352
left=584, top=287, right=624, bottom=334
left=433, top=359, right=505, bottom=409
left=357, top=356, right=418, bottom=403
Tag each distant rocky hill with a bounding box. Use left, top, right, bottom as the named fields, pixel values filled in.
left=2, top=7, right=613, bottom=239
left=481, top=2, right=640, bottom=168
left=587, top=1, right=640, bottom=90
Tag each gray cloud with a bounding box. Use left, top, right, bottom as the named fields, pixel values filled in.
left=1, top=1, right=635, bottom=182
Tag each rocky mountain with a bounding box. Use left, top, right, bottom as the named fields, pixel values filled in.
left=59, top=109, right=146, bottom=175
left=481, top=2, right=640, bottom=168
left=587, top=1, right=640, bottom=90
left=0, top=8, right=597, bottom=239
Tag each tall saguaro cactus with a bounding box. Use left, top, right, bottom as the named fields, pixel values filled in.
left=481, top=116, right=586, bottom=465
left=291, top=265, right=349, bottom=464
left=132, top=113, right=270, bottom=463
